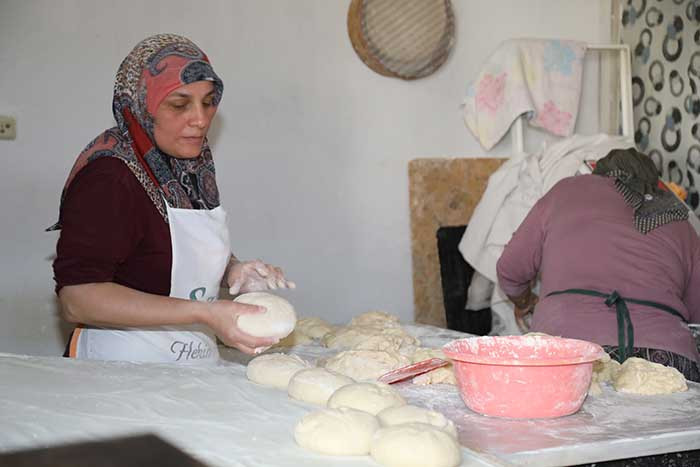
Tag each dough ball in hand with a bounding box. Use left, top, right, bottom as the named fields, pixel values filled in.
left=234, top=292, right=296, bottom=339
left=294, top=407, right=380, bottom=456
left=370, top=423, right=462, bottom=467
left=245, top=353, right=310, bottom=389
left=327, top=382, right=406, bottom=415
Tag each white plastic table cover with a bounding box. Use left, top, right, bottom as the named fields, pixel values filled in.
left=1, top=324, right=698, bottom=467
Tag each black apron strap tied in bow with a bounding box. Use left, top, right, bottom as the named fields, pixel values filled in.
left=547, top=288, right=687, bottom=363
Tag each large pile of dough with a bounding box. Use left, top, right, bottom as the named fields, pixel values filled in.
left=377, top=405, right=458, bottom=439
left=612, top=357, right=688, bottom=395
left=287, top=367, right=354, bottom=405
left=370, top=423, right=462, bottom=467
left=324, top=349, right=411, bottom=381
left=322, top=311, right=419, bottom=352
left=323, top=325, right=418, bottom=350
left=234, top=292, right=296, bottom=340
left=349, top=310, right=399, bottom=327
left=245, top=353, right=310, bottom=389
left=327, top=382, right=406, bottom=415
left=294, top=407, right=379, bottom=456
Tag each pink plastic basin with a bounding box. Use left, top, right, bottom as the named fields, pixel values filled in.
left=442, top=335, right=605, bottom=419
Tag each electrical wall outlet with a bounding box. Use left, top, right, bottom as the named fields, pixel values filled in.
left=0, top=115, right=16, bottom=140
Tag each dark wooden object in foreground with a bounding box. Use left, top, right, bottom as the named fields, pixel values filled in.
left=0, top=434, right=209, bottom=467
left=574, top=449, right=700, bottom=467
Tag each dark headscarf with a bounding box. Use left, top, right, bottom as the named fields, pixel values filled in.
left=593, top=148, right=688, bottom=234
left=49, top=34, right=223, bottom=230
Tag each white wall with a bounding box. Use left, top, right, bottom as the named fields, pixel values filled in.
left=0, top=0, right=612, bottom=355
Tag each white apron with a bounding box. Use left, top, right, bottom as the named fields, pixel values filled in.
left=69, top=201, right=230, bottom=364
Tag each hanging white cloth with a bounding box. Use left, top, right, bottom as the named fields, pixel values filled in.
left=459, top=134, right=634, bottom=335
left=462, top=39, right=587, bottom=150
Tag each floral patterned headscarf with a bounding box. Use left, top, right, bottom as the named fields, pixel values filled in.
left=49, top=33, right=224, bottom=229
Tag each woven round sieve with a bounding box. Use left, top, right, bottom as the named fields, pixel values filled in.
left=347, top=0, right=455, bottom=80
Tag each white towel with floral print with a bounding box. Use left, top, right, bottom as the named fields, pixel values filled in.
left=463, top=38, right=587, bottom=150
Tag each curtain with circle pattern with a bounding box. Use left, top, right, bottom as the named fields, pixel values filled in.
left=620, top=0, right=700, bottom=212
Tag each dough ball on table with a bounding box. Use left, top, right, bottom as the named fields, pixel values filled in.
left=294, top=407, right=380, bottom=456
left=370, top=423, right=462, bottom=467
left=233, top=292, right=296, bottom=340
left=288, top=367, right=354, bottom=405
left=377, top=405, right=458, bottom=439
left=324, top=350, right=411, bottom=381
left=612, top=357, right=688, bottom=395
left=350, top=310, right=400, bottom=327
left=327, top=382, right=406, bottom=415
left=246, top=353, right=310, bottom=389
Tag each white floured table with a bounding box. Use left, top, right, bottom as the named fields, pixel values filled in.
left=398, top=365, right=700, bottom=466
left=0, top=324, right=698, bottom=467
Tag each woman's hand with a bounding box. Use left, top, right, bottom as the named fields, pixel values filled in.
left=226, top=259, right=296, bottom=295
left=509, top=288, right=539, bottom=333
left=513, top=294, right=538, bottom=320
left=202, top=300, right=278, bottom=355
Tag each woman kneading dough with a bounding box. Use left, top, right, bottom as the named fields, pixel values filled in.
left=50, top=34, right=294, bottom=363
left=497, top=148, right=700, bottom=381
